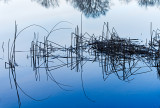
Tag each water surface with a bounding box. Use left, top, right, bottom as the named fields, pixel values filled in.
left=1, top=0, right=160, bottom=108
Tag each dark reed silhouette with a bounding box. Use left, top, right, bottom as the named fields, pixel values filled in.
left=27, top=21, right=160, bottom=103
left=5, top=21, right=160, bottom=107
left=5, top=21, right=72, bottom=108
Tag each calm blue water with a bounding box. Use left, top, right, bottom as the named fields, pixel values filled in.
left=1, top=0, right=160, bottom=108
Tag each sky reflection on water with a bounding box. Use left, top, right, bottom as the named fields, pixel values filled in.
left=1, top=0, right=160, bottom=108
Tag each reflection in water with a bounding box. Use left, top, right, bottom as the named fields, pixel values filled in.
left=1, top=0, right=160, bottom=108
left=67, top=0, right=110, bottom=18
left=30, top=0, right=160, bottom=11
left=32, top=0, right=110, bottom=17
left=0, top=0, right=10, bottom=2
left=5, top=21, right=160, bottom=107
left=120, top=0, right=160, bottom=7
left=1, top=0, right=160, bottom=18
left=30, top=0, right=160, bottom=17
left=1, top=0, right=110, bottom=18
left=120, top=0, right=132, bottom=3
left=0, top=42, right=4, bottom=60
left=32, top=0, right=59, bottom=8
left=138, top=0, right=160, bottom=7
left=5, top=21, right=72, bottom=108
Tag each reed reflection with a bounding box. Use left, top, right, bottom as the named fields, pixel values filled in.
left=6, top=21, right=160, bottom=107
